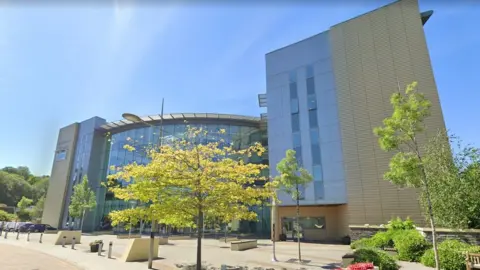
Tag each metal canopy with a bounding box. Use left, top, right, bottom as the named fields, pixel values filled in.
left=99, top=113, right=262, bottom=132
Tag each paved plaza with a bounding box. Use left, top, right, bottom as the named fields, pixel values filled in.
left=0, top=232, right=432, bottom=269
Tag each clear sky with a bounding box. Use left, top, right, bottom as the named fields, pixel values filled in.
left=0, top=0, right=478, bottom=176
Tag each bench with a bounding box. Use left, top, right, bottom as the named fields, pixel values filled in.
left=218, top=237, right=238, bottom=243
left=168, top=235, right=192, bottom=240
left=117, top=234, right=141, bottom=239
left=466, top=252, right=480, bottom=270
left=230, top=240, right=257, bottom=251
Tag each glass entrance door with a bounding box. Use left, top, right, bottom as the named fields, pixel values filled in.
left=281, top=217, right=303, bottom=240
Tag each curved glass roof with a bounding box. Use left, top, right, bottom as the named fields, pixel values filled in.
left=99, top=113, right=261, bottom=132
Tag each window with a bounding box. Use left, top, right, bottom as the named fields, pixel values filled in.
left=293, top=132, right=301, bottom=148
left=308, top=94, right=317, bottom=110
left=309, top=110, right=318, bottom=128
left=293, top=147, right=302, bottom=165
left=299, top=216, right=325, bottom=229
left=307, top=77, right=315, bottom=95
left=314, top=182, right=324, bottom=199
left=55, top=150, right=67, bottom=161
left=289, top=83, right=298, bottom=99
left=310, top=129, right=319, bottom=145
left=311, top=144, right=321, bottom=165
left=298, top=184, right=306, bottom=200
left=291, top=113, right=300, bottom=132
left=313, top=165, right=323, bottom=181
left=306, top=65, right=314, bottom=79
left=290, top=99, right=299, bottom=114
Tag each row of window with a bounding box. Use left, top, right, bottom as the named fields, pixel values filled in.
left=289, top=65, right=324, bottom=200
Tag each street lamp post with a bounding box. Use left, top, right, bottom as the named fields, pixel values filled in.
left=121, top=98, right=164, bottom=270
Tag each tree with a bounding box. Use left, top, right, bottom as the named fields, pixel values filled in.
left=373, top=81, right=440, bottom=269
left=275, top=149, right=313, bottom=263
left=31, top=196, right=45, bottom=222
left=0, top=210, right=16, bottom=222
left=108, top=127, right=276, bottom=270
left=16, top=196, right=33, bottom=221
left=0, top=171, right=32, bottom=206
left=69, top=175, right=97, bottom=231
left=423, top=131, right=480, bottom=229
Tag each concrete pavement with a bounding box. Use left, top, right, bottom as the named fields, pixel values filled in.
left=0, top=232, right=433, bottom=269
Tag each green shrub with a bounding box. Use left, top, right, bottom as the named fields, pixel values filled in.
left=0, top=210, right=16, bottom=222
left=421, top=239, right=480, bottom=270
left=386, top=217, right=416, bottom=231
left=353, top=248, right=399, bottom=270
left=351, top=237, right=374, bottom=249
left=370, top=231, right=398, bottom=249
left=392, top=229, right=430, bottom=262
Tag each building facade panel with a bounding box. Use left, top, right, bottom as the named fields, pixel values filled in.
left=42, top=123, right=79, bottom=228
left=329, top=0, right=445, bottom=226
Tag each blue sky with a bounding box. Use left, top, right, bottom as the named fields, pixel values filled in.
left=0, top=0, right=478, bottom=176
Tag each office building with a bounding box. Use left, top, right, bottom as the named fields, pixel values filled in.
left=261, top=0, right=445, bottom=241
left=42, top=113, right=270, bottom=235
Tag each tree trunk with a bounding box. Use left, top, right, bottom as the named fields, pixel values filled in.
left=296, top=184, right=302, bottom=263
left=224, top=224, right=228, bottom=243
left=424, top=180, right=440, bottom=270
left=80, top=210, right=86, bottom=232
left=196, top=205, right=204, bottom=270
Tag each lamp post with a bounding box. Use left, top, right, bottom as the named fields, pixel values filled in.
left=121, top=98, right=164, bottom=270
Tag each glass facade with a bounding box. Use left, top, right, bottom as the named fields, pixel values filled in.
left=306, top=64, right=324, bottom=200
left=289, top=70, right=305, bottom=199
left=98, top=120, right=270, bottom=237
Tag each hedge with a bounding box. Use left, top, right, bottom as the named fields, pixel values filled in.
left=392, top=229, right=430, bottom=262
left=421, top=239, right=480, bottom=270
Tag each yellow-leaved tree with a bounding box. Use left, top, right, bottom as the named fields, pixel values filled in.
left=108, top=126, right=277, bottom=270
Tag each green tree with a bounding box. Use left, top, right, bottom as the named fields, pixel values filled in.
left=0, top=171, right=32, bottom=206
left=275, top=149, right=313, bottom=263
left=31, top=196, right=45, bottom=222
left=423, top=131, right=480, bottom=229
left=69, top=175, right=97, bottom=231
left=373, top=81, right=440, bottom=269
left=0, top=210, right=16, bottom=222
left=16, top=196, right=33, bottom=221
left=108, top=127, right=276, bottom=270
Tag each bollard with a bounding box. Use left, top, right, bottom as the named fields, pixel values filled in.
left=97, top=242, right=103, bottom=256
left=71, top=237, right=76, bottom=249
left=39, top=233, right=43, bottom=243
left=4, top=231, right=8, bottom=239
left=108, top=241, right=113, bottom=258
left=0, top=229, right=2, bottom=237
left=27, top=231, right=30, bottom=242
left=62, top=236, right=66, bottom=247
left=16, top=231, right=19, bottom=240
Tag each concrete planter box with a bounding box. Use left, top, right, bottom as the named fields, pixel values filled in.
left=169, top=235, right=192, bottom=240
left=230, top=240, right=257, bottom=251
left=121, top=238, right=160, bottom=262
left=117, top=234, right=141, bottom=239
left=158, top=237, right=169, bottom=245
left=54, top=231, right=82, bottom=245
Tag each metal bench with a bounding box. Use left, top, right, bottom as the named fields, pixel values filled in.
left=230, top=240, right=257, bottom=251
left=466, top=252, right=480, bottom=270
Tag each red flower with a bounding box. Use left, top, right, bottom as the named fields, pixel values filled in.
left=347, top=262, right=374, bottom=270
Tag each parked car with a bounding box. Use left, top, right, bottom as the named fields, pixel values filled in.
left=27, top=224, right=57, bottom=233
left=18, top=223, right=33, bottom=232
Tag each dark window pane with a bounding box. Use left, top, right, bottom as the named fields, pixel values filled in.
left=309, top=110, right=318, bottom=128
left=293, top=132, right=301, bottom=148
left=314, top=182, right=324, bottom=199
left=289, top=83, right=297, bottom=99
left=291, top=113, right=300, bottom=132
left=290, top=99, right=299, bottom=114
left=311, top=144, right=321, bottom=165
left=307, top=77, right=315, bottom=95
left=310, top=128, right=319, bottom=145
left=313, top=165, right=322, bottom=181
left=293, top=147, right=302, bottom=165
left=308, top=94, right=317, bottom=110
left=306, top=65, right=314, bottom=78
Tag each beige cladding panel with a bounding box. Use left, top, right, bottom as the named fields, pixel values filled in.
left=330, top=0, right=446, bottom=226
left=42, top=123, right=79, bottom=228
